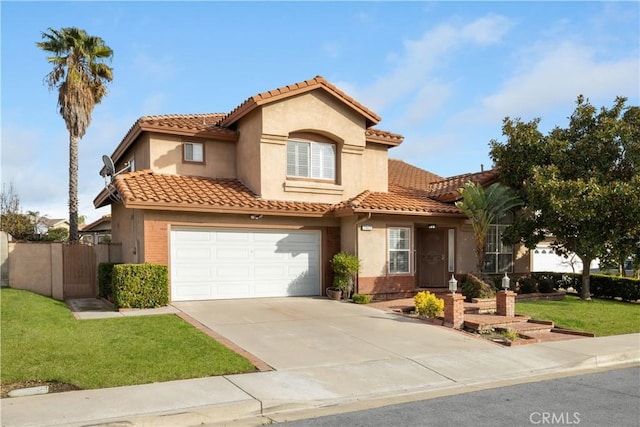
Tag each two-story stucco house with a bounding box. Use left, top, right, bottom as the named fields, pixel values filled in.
left=94, top=76, right=530, bottom=302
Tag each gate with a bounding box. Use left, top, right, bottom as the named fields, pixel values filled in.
left=63, top=243, right=97, bottom=298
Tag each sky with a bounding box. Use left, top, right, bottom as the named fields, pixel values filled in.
left=1, top=1, right=639, bottom=223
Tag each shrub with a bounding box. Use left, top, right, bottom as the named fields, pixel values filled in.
left=531, top=272, right=640, bottom=302
left=331, top=252, right=360, bottom=296
left=461, top=273, right=496, bottom=302
left=112, top=263, right=168, bottom=309
left=97, top=263, right=120, bottom=298
left=517, top=277, right=538, bottom=294
left=352, top=293, right=372, bottom=304
left=414, top=291, right=444, bottom=318
left=537, top=276, right=555, bottom=293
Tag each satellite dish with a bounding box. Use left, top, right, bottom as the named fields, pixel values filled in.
left=101, top=155, right=115, bottom=177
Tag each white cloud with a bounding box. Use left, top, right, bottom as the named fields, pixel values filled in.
left=459, top=40, right=640, bottom=126
left=351, top=14, right=512, bottom=114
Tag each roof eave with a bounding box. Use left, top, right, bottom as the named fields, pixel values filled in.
left=120, top=200, right=332, bottom=218
left=349, top=207, right=465, bottom=217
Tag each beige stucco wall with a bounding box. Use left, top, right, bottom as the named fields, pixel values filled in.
left=254, top=91, right=373, bottom=203
left=362, top=143, right=389, bottom=192
left=457, top=224, right=477, bottom=274
left=147, top=134, right=237, bottom=178
left=110, top=203, right=143, bottom=264
left=513, top=243, right=530, bottom=274
left=235, top=109, right=263, bottom=195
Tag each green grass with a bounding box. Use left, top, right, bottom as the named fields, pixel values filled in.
left=0, top=289, right=256, bottom=390
left=516, top=295, right=640, bottom=337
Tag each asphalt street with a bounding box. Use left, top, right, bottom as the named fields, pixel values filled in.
left=278, top=366, right=640, bottom=427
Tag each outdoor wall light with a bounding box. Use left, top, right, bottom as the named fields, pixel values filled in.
left=249, top=214, right=263, bottom=220
left=427, top=224, right=437, bottom=229
left=448, top=274, right=458, bottom=294
left=502, top=272, right=511, bottom=291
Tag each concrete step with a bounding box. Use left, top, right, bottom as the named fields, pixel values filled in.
left=494, top=320, right=554, bottom=334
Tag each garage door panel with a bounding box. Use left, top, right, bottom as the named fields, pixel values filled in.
left=174, top=247, right=213, bottom=262
left=172, top=264, right=213, bottom=280
left=173, top=283, right=215, bottom=299
left=171, top=227, right=320, bottom=301
left=216, top=247, right=252, bottom=259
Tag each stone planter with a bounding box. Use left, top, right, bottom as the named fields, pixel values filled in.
left=326, top=288, right=342, bottom=301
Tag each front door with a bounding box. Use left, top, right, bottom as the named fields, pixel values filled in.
left=417, top=228, right=447, bottom=287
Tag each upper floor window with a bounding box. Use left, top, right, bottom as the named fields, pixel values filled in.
left=128, top=157, right=135, bottom=172
left=183, top=142, right=204, bottom=163
left=484, top=212, right=514, bottom=273
left=286, top=139, right=335, bottom=181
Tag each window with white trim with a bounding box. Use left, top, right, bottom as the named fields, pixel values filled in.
left=484, top=212, right=514, bottom=273
left=286, top=139, right=335, bottom=180
left=388, top=227, right=411, bottom=274
left=183, top=142, right=204, bottom=163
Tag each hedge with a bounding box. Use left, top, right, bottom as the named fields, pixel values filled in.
left=112, top=263, right=169, bottom=309
left=97, top=263, right=121, bottom=298
left=532, top=272, right=640, bottom=302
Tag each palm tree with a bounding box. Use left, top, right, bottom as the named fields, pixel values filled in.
left=455, top=182, right=523, bottom=273
left=37, top=27, right=113, bottom=242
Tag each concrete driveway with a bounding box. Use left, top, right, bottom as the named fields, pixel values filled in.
left=172, top=297, right=496, bottom=371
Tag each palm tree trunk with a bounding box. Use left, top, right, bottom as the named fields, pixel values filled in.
left=68, top=134, right=79, bottom=242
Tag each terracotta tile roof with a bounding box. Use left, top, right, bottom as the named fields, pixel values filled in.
left=427, top=169, right=500, bottom=202
left=112, top=170, right=333, bottom=216
left=388, top=159, right=444, bottom=191
left=218, top=76, right=381, bottom=128
left=335, top=184, right=462, bottom=216
left=366, top=129, right=404, bottom=146
left=109, top=113, right=238, bottom=167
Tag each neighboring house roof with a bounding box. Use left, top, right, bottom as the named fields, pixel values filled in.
left=107, top=170, right=333, bottom=217
left=427, top=169, right=500, bottom=202
left=79, top=215, right=111, bottom=233
left=218, top=76, right=381, bottom=128
left=42, top=218, right=69, bottom=229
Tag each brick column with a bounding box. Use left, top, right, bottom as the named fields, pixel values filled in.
left=443, top=293, right=465, bottom=329
left=496, top=290, right=516, bottom=317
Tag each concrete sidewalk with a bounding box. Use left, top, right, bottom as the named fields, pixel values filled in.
left=2, top=330, right=638, bottom=427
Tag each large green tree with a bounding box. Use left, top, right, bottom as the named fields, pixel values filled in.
left=455, top=182, right=522, bottom=273
left=37, top=27, right=113, bottom=242
left=490, top=96, right=640, bottom=299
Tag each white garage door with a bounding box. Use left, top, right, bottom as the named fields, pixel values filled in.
left=170, top=227, right=321, bottom=301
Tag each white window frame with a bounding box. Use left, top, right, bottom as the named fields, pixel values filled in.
left=183, top=142, right=204, bottom=163
left=286, top=139, right=335, bottom=181
left=388, top=227, right=411, bottom=274
left=484, top=214, right=514, bottom=273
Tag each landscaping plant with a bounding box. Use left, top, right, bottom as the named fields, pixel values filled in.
left=414, top=291, right=444, bottom=318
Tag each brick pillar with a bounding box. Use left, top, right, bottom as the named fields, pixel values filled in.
left=443, top=293, right=465, bottom=329
left=496, top=290, right=516, bottom=317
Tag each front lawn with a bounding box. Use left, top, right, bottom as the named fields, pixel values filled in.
left=0, top=289, right=256, bottom=395
left=515, top=295, right=640, bottom=337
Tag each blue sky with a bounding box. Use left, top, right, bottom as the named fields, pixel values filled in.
left=2, top=1, right=639, bottom=223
